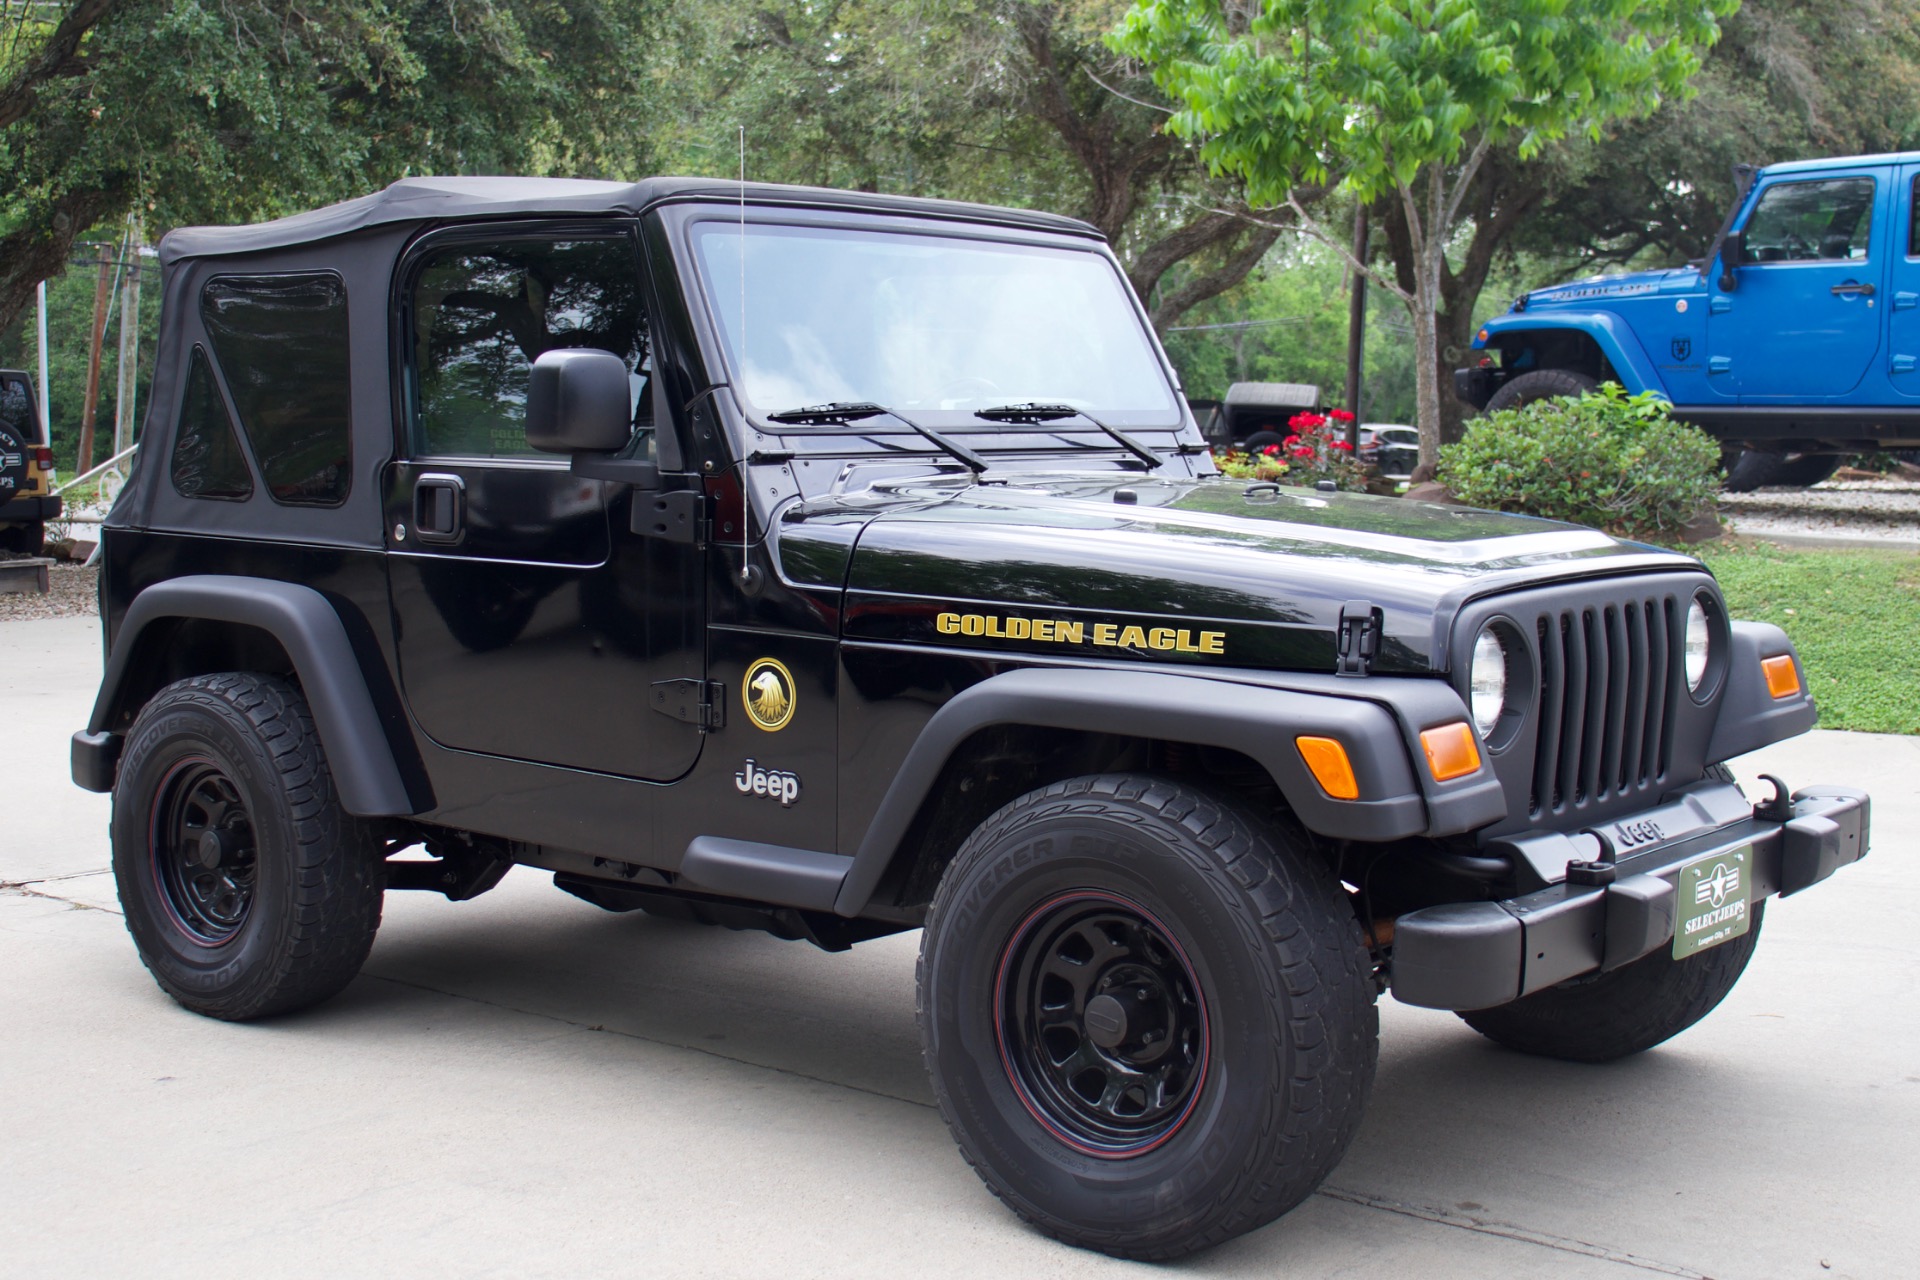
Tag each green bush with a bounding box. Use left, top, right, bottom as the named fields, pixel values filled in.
left=1438, top=384, right=1721, bottom=542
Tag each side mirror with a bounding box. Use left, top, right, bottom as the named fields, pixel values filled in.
left=527, top=349, right=633, bottom=454
left=1718, top=231, right=1745, bottom=292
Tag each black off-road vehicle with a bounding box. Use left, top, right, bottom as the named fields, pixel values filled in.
left=73, top=177, right=1869, bottom=1259
left=1, top=369, right=61, bottom=553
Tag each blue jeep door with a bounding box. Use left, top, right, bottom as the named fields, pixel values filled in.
left=1708, top=172, right=1886, bottom=399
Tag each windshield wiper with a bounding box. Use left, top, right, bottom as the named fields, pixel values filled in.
left=766, top=402, right=988, bottom=475
left=974, top=402, right=1165, bottom=470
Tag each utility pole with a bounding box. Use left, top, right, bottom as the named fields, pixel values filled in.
left=1343, top=203, right=1368, bottom=455
left=36, top=280, right=50, bottom=445
left=113, top=218, right=144, bottom=456
left=76, top=244, right=113, bottom=474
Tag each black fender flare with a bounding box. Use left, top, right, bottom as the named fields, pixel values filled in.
left=78, top=575, right=417, bottom=816
left=832, top=666, right=1505, bottom=917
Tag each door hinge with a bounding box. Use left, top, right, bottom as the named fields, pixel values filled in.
left=1337, top=600, right=1381, bottom=677
left=633, top=490, right=709, bottom=545
left=651, top=679, right=725, bottom=731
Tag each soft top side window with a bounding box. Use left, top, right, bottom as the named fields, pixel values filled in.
left=169, top=346, right=254, bottom=502
left=407, top=236, right=651, bottom=460
left=1741, top=177, right=1876, bottom=263
left=200, top=272, right=352, bottom=506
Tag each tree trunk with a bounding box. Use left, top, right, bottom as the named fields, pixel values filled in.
left=1410, top=168, right=1448, bottom=474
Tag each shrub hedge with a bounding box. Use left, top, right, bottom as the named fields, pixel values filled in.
left=1438, top=384, right=1721, bottom=542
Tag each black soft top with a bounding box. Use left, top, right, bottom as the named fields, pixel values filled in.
left=158, top=176, right=1102, bottom=265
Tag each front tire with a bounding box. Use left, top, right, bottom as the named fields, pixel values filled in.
left=1483, top=367, right=1597, bottom=414
left=918, top=775, right=1377, bottom=1259
left=1460, top=901, right=1765, bottom=1063
left=112, top=673, right=385, bottom=1021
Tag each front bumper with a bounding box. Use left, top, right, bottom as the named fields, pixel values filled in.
left=1391, top=779, right=1870, bottom=1010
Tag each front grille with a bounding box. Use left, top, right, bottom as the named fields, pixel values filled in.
left=1531, top=595, right=1678, bottom=815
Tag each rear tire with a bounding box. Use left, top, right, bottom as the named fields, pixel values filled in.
left=1483, top=367, right=1597, bottom=414
left=1242, top=430, right=1286, bottom=454
left=1459, top=901, right=1764, bottom=1063
left=0, top=521, right=43, bottom=554
left=1723, top=449, right=1838, bottom=492
left=919, top=774, right=1377, bottom=1259
left=112, top=673, right=385, bottom=1021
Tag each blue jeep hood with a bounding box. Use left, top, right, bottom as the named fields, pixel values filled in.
left=1522, top=266, right=1700, bottom=309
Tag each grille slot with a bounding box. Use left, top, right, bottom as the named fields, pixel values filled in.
left=1530, top=595, right=1679, bottom=816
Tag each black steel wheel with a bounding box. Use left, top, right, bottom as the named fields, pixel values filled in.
left=996, top=892, right=1209, bottom=1157
left=149, top=759, right=258, bottom=944
left=920, top=774, right=1377, bottom=1260
left=113, top=673, right=385, bottom=1021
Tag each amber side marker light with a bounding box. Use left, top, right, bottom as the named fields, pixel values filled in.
left=1761, top=654, right=1801, bottom=699
left=1420, top=722, right=1482, bottom=782
left=1295, top=736, right=1360, bottom=800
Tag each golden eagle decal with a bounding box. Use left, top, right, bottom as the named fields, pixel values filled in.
left=742, top=657, right=797, bottom=732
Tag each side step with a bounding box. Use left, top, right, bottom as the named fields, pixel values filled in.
left=677, top=837, right=852, bottom=912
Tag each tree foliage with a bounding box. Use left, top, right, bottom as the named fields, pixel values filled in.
left=1113, top=0, right=1734, bottom=468
left=0, top=0, right=660, bottom=335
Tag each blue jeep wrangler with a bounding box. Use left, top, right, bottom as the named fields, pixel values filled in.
left=1457, top=152, right=1920, bottom=489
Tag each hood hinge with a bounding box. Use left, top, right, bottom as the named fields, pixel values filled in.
left=652, top=678, right=726, bottom=731
left=1337, top=600, right=1381, bottom=677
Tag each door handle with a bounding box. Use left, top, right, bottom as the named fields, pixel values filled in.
left=1830, top=281, right=1876, bottom=297
left=413, top=473, right=465, bottom=545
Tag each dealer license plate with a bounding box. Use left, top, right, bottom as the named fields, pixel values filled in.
left=1673, top=847, right=1753, bottom=960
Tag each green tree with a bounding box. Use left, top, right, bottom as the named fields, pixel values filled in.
left=1113, top=0, right=1733, bottom=470
left=0, top=0, right=660, bottom=337
left=655, top=0, right=1293, bottom=330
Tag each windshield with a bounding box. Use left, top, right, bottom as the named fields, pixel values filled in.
left=690, top=222, right=1178, bottom=427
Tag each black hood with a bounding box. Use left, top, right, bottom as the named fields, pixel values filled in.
left=778, top=473, right=1697, bottom=673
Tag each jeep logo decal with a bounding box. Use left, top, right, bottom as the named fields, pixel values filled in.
left=735, top=759, right=801, bottom=807
left=1670, top=337, right=1692, bottom=361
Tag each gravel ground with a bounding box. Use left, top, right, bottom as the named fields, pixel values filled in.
left=0, top=562, right=98, bottom=620
left=1720, top=477, right=1920, bottom=546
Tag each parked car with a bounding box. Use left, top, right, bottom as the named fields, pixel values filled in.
left=74, top=176, right=1868, bottom=1260
left=1358, top=423, right=1419, bottom=480
left=1456, top=151, right=1920, bottom=489
left=0, top=370, right=61, bottom=553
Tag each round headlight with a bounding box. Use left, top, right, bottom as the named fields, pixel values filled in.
left=1685, top=598, right=1711, bottom=691
left=1470, top=627, right=1508, bottom=736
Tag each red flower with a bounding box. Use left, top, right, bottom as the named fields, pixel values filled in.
left=1261, top=444, right=1280, bottom=456
left=1283, top=434, right=1301, bottom=446
left=1332, top=440, right=1353, bottom=451
left=1330, top=409, right=1355, bottom=422
left=1580, top=470, right=1591, bottom=478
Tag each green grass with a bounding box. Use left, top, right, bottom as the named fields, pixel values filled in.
left=1697, top=539, right=1920, bottom=734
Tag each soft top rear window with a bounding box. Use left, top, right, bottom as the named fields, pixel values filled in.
left=201, top=273, right=352, bottom=506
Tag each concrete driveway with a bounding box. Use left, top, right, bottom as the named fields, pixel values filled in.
left=4, top=611, right=1915, bottom=1279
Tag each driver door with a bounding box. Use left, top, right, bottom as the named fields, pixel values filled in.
left=384, top=223, right=705, bottom=782
left=1708, top=172, right=1887, bottom=400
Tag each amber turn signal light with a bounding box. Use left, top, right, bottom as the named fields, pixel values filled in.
left=1420, top=722, right=1482, bottom=782
left=1295, top=735, right=1360, bottom=800
left=1761, top=654, right=1801, bottom=699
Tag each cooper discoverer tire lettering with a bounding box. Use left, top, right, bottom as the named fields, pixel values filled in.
left=918, top=774, right=1377, bottom=1259
left=112, top=673, right=385, bottom=1021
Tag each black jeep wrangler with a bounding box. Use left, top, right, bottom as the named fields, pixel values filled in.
left=73, top=177, right=1870, bottom=1259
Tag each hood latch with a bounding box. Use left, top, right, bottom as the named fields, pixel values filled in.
left=1337, top=600, right=1381, bottom=677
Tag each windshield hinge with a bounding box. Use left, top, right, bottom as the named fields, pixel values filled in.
left=634, top=490, right=709, bottom=545
left=1336, top=600, right=1381, bottom=677
left=652, top=679, right=726, bottom=731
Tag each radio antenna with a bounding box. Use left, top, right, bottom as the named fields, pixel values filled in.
left=739, top=125, right=751, bottom=583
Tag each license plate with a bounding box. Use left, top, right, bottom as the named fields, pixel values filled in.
left=1673, top=847, right=1753, bottom=960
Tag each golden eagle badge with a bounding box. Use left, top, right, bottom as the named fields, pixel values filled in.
left=742, top=657, right=796, bottom=732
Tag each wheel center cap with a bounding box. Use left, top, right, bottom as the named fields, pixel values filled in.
left=1083, top=994, right=1129, bottom=1049
left=195, top=828, right=228, bottom=870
